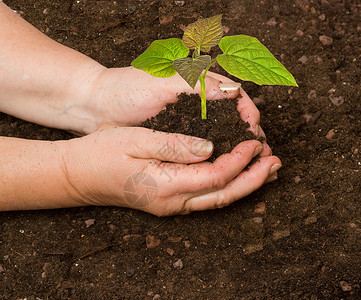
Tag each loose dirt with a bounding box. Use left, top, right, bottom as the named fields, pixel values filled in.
left=141, top=94, right=259, bottom=161
left=1, top=0, right=360, bottom=299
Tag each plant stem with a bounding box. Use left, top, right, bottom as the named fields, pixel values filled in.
left=199, top=59, right=218, bottom=119
left=199, top=75, right=207, bottom=119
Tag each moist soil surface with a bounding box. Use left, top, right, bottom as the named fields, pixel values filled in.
left=141, top=95, right=259, bottom=161
left=1, top=0, right=360, bottom=299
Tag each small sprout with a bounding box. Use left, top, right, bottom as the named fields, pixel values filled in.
left=132, top=15, right=298, bottom=119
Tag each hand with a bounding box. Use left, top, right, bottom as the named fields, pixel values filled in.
left=60, top=126, right=281, bottom=216
left=84, top=67, right=239, bottom=127
left=83, top=66, right=271, bottom=155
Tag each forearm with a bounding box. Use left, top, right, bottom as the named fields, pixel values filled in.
left=0, top=136, right=84, bottom=210
left=0, top=3, right=105, bottom=134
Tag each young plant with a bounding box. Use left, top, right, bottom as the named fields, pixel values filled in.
left=131, top=15, right=298, bottom=119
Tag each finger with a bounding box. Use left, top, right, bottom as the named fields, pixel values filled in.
left=154, top=140, right=264, bottom=193
left=199, top=71, right=241, bottom=100
left=183, top=156, right=282, bottom=213
left=236, top=90, right=272, bottom=157
left=257, top=126, right=272, bottom=156
left=160, top=71, right=240, bottom=102
left=265, top=170, right=278, bottom=183
left=237, top=89, right=260, bottom=135
left=260, top=142, right=272, bottom=156
left=125, top=127, right=213, bottom=163
left=199, top=75, right=241, bottom=100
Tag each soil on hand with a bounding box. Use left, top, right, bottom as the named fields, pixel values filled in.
left=1, top=0, right=360, bottom=299
left=141, top=94, right=258, bottom=161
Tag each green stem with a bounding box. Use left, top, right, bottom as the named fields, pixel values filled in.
left=199, top=75, right=207, bottom=119
left=199, top=59, right=217, bottom=120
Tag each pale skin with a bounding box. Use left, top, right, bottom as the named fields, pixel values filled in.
left=0, top=3, right=281, bottom=216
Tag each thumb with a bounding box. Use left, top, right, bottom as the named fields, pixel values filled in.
left=163, top=71, right=241, bottom=102
left=195, top=71, right=241, bottom=100
left=126, top=128, right=214, bottom=163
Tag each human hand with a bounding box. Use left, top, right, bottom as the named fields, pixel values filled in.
left=83, top=67, right=239, bottom=128
left=60, top=126, right=281, bottom=216
left=82, top=66, right=271, bottom=155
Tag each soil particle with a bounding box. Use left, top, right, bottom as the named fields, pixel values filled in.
left=84, top=219, right=95, bottom=228
left=325, top=129, right=335, bottom=139
left=254, top=202, right=266, bottom=214
left=266, top=18, right=277, bottom=26
left=329, top=95, right=345, bottom=106
left=252, top=217, right=263, bottom=224
left=123, top=233, right=142, bottom=241
left=159, top=15, right=173, bottom=25
left=243, top=244, right=264, bottom=255
left=298, top=55, right=308, bottom=64
left=272, top=229, right=291, bottom=240
left=173, top=259, right=184, bottom=270
left=168, top=236, right=182, bottom=243
left=174, top=1, right=185, bottom=7
left=307, top=89, right=317, bottom=100
left=339, top=281, right=352, bottom=292
left=319, top=35, right=333, bottom=46
left=166, top=248, right=175, bottom=256
left=146, top=235, right=160, bottom=249
left=294, top=176, right=301, bottom=183
left=183, top=240, right=191, bottom=248
left=41, top=262, right=51, bottom=278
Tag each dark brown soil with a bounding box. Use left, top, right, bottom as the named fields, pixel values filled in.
left=141, top=94, right=258, bottom=161
left=1, top=0, right=361, bottom=299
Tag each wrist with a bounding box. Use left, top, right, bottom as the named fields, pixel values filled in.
left=64, top=66, right=137, bottom=135
left=57, top=134, right=125, bottom=208
left=59, top=62, right=109, bottom=135
left=80, top=67, right=133, bottom=133
left=56, top=138, right=95, bottom=206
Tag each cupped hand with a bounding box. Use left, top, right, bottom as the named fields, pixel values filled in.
left=85, top=66, right=271, bottom=155
left=86, top=67, right=238, bottom=128
left=61, top=126, right=281, bottom=216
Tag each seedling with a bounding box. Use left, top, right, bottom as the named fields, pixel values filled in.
left=132, top=15, right=298, bottom=119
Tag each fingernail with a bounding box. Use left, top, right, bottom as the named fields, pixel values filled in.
left=219, top=82, right=242, bottom=92
left=253, top=145, right=263, bottom=157
left=191, top=140, right=213, bottom=157
left=269, top=163, right=282, bottom=175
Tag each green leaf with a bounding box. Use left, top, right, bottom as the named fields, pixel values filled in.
left=173, top=55, right=211, bottom=89
left=217, top=35, right=298, bottom=86
left=131, top=38, right=189, bottom=77
left=183, top=15, right=223, bottom=53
